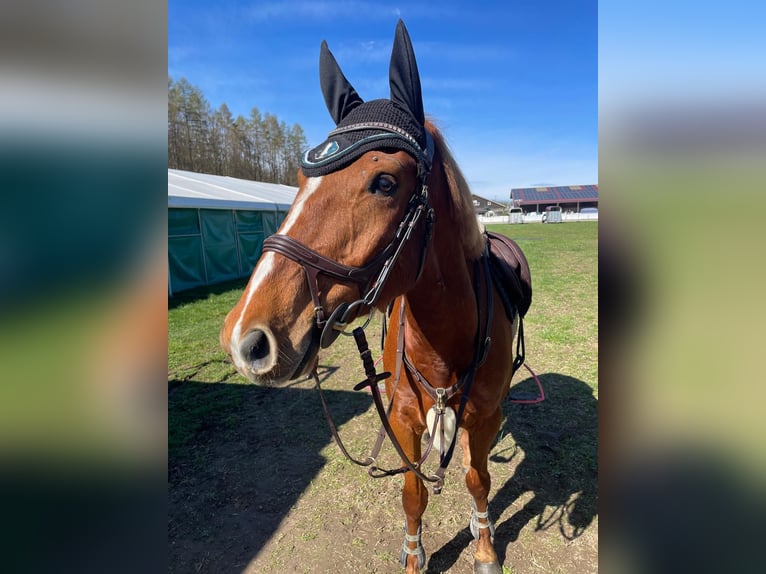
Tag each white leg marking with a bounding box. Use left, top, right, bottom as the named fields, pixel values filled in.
left=279, top=176, right=323, bottom=235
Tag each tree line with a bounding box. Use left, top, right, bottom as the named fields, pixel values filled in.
left=168, top=76, right=307, bottom=186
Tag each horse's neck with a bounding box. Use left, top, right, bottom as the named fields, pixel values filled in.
left=402, top=242, right=480, bottom=379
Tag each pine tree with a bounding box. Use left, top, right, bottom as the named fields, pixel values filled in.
left=167, top=76, right=307, bottom=185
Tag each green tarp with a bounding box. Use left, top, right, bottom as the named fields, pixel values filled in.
left=200, top=209, right=239, bottom=283
left=168, top=207, right=286, bottom=295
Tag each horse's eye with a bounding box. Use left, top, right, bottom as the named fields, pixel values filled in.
left=370, top=174, right=397, bottom=195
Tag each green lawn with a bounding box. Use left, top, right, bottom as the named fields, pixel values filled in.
left=485, top=222, right=598, bottom=390
left=168, top=221, right=598, bottom=450
left=168, top=222, right=597, bottom=387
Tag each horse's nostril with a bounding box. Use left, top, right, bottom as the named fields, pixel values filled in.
left=241, top=329, right=271, bottom=365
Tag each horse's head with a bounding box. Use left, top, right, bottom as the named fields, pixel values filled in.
left=221, top=21, right=436, bottom=384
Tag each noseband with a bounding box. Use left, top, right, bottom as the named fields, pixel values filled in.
left=262, top=127, right=435, bottom=349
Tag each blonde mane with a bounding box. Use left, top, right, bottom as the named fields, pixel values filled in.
left=425, top=119, right=486, bottom=259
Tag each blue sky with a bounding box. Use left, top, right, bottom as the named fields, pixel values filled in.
left=169, top=1, right=597, bottom=201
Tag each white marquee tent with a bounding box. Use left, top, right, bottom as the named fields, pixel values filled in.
left=168, top=169, right=298, bottom=295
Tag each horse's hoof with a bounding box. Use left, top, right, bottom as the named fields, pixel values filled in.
left=400, top=545, right=426, bottom=570
left=474, top=560, right=503, bottom=574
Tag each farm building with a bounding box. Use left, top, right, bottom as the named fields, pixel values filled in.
left=168, top=169, right=298, bottom=295
left=510, top=185, right=598, bottom=214
left=471, top=194, right=507, bottom=217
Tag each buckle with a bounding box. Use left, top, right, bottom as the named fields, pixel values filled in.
left=435, top=388, right=446, bottom=412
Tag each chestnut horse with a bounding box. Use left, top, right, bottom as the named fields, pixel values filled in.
left=221, top=21, right=530, bottom=574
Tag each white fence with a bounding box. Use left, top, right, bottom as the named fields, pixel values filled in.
left=477, top=212, right=598, bottom=224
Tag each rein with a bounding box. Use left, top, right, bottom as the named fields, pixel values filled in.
left=312, top=246, right=497, bottom=495
left=264, top=126, right=523, bottom=494
left=390, top=250, right=495, bottom=493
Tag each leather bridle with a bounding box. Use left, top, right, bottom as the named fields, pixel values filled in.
left=261, top=126, right=509, bottom=495
left=262, top=127, right=435, bottom=349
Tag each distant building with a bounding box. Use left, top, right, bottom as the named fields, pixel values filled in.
left=510, top=185, right=598, bottom=214
left=471, top=195, right=507, bottom=217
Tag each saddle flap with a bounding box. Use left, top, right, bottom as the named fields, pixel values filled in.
left=486, top=231, right=532, bottom=319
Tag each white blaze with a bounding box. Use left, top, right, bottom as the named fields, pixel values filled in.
left=230, top=252, right=277, bottom=372
left=229, top=176, right=323, bottom=373
left=280, top=176, right=323, bottom=235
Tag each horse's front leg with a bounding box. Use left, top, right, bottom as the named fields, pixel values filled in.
left=391, top=413, right=428, bottom=573
left=461, top=408, right=503, bottom=574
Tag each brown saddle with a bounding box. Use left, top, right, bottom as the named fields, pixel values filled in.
left=486, top=231, right=532, bottom=322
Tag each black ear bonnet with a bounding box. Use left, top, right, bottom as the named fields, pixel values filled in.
left=301, top=20, right=433, bottom=179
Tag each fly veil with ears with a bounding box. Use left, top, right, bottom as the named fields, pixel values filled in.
left=263, top=20, right=436, bottom=349
left=301, top=20, right=434, bottom=179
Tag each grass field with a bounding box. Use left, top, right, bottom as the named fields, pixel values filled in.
left=169, top=221, right=597, bottom=573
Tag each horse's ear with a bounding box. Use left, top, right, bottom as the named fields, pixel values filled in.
left=319, top=40, right=363, bottom=125
left=388, top=20, right=425, bottom=126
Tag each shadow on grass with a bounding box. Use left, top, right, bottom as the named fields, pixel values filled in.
left=427, top=373, right=598, bottom=572
left=168, top=375, right=371, bottom=573
left=168, top=277, right=249, bottom=310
